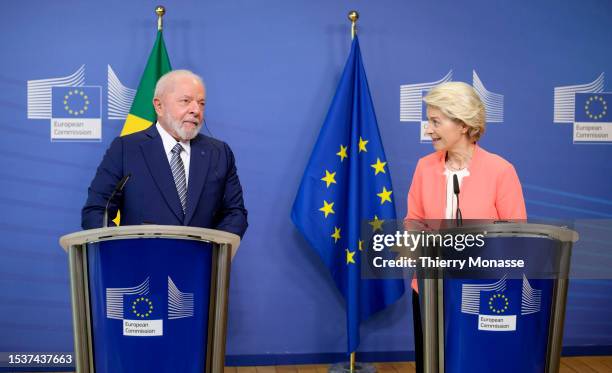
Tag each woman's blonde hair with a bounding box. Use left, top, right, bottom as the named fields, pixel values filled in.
left=423, top=82, right=486, bottom=142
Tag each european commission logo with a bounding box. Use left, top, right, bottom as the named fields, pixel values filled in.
left=553, top=73, right=612, bottom=144
left=105, top=276, right=194, bottom=337
left=27, top=64, right=137, bottom=142
left=460, top=275, right=542, bottom=332
left=400, top=70, right=504, bottom=142
left=574, top=93, right=611, bottom=142
left=51, top=86, right=101, bottom=140
left=27, top=65, right=101, bottom=141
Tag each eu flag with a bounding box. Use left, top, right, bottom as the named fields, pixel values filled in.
left=575, top=93, right=611, bottom=123
left=51, top=86, right=101, bottom=118
left=291, top=36, right=405, bottom=353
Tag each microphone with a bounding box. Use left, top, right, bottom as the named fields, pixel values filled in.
left=453, top=174, right=463, bottom=226
left=103, top=174, right=131, bottom=228
left=203, top=118, right=215, bottom=137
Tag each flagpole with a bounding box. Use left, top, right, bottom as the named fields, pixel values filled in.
left=156, top=5, right=166, bottom=31
left=348, top=10, right=359, bottom=40
left=348, top=10, right=359, bottom=373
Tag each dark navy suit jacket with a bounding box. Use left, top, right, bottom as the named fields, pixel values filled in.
left=81, top=125, right=248, bottom=238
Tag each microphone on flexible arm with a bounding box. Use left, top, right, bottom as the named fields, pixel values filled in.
left=453, top=174, right=463, bottom=227
left=102, top=174, right=131, bottom=228
left=203, top=118, right=214, bottom=138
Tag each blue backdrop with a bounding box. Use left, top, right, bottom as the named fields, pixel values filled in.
left=0, top=0, right=611, bottom=365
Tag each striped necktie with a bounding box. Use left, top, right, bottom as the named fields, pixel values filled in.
left=170, top=143, right=187, bottom=214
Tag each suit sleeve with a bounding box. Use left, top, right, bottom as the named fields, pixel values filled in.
left=81, top=137, right=124, bottom=229
left=405, top=160, right=426, bottom=294
left=405, top=159, right=425, bottom=225
left=495, top=163, right=527, bottom=220
left=214, top=143, right=248, bottom=238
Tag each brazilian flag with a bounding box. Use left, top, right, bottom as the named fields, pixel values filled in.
left=120, top=30, right=172, bottom=136
left=114, top=30, right=171, bottom=225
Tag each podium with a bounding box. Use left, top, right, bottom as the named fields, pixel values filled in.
left=59, top=225, right=241, bottom=373
left=418, top=223, right=578, bottom=373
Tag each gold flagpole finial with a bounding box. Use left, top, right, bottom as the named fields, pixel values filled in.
left=348, top=10, right=359, bottom=40
left=156, top=6, right=166, bottom=31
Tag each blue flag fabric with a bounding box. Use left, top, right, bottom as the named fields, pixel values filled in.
left=291, top=37, right=405, bottom=353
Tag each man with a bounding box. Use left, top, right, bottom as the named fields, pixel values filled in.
left=82, top=70, right=248, bottom=238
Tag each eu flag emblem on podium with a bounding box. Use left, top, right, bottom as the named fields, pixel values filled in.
left=291, top=36, right=405, bottom=353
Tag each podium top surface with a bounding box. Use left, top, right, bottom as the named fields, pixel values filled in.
left=59, top=225, right=241, bottom=259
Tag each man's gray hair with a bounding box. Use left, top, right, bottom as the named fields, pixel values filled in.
left=154, top=69, right=206, bottom=98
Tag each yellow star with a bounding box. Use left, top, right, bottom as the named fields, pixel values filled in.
left=319, top=200, right=335, bottom=218
left=337, top=145, right=348, bottom=162
left=377, top=186, right=393, bottom=205
left=369, top=215, right=384, bottom=232
left=321, top=170, right=337, bottom=188
left=358, top=137, right=369, bottom=153
left=358, top=240, right=364, bottom=251
left=331, top=226, right=341, bottom=243
left=346, top=249, right=356, bottom=264
left=371, top=158, right=387, bottom=175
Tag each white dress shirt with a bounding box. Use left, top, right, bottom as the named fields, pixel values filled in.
left=444, top=167, right=470, bottom=220
left=156, top=122, right=191, bottom=188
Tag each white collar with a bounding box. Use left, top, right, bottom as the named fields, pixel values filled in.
left=443, top=167, right=470, bottom=177
left=156, top=122, right=191, bottom=156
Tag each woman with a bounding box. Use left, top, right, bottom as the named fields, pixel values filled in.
left=404, top=82, right=527, bottom=372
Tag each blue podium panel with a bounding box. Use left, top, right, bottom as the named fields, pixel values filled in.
left=443, top=237, right=558, bottom=373
left=86, top=238, right=212, bottom=373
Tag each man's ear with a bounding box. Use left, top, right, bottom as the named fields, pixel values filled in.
left=153, top=97, right=163, bottom=116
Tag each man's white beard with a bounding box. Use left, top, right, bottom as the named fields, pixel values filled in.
left=174, top=121, right=202, bottom=141
left=165, top=114, right=202, bottom=141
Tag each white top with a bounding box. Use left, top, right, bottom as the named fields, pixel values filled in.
left=156, top=122, right=191, bottom=187
left=443, top=167, right=470, bottom=219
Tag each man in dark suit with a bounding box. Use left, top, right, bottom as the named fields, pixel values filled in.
left=82, top=70, right=248, bottom=238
